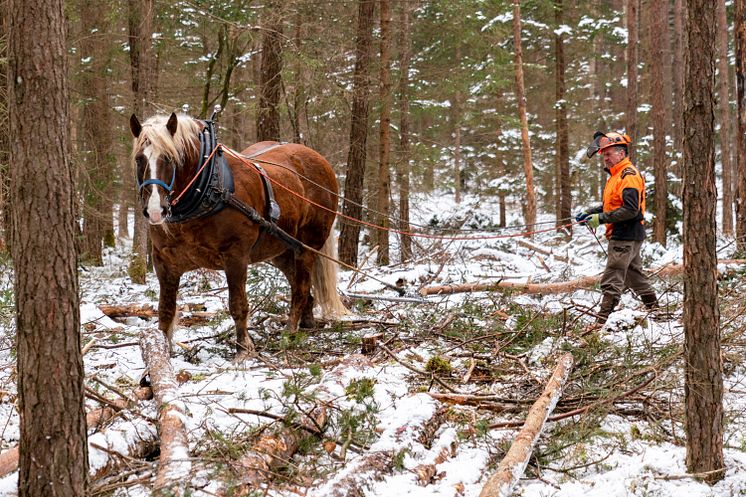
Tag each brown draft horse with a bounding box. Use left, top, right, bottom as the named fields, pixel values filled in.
left=129, top=112, right=347, bottom=359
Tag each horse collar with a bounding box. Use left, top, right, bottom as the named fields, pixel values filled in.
left=165, top=119, right=235, bottom=223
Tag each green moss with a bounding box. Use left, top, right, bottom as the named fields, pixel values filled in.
left=425, top=355, right=452, bottom=375
left=128, top=255, right=147, bottom=284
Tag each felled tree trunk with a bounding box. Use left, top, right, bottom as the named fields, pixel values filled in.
left=0, top=401, right=127, bottom=478
left=479, top=353, right=574, bottom=497
left=225, top=406, right=327, bottom=495
left=140, top=329, right=191, bottom=495
left=420, top=260, right=746, bottom=296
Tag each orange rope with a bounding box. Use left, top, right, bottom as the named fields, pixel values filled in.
left=170, top=146, right=220, bottom=206
left=221, top=144, right=579, bottom=241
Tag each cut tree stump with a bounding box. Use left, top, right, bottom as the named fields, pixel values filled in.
left=479, top=353, right=574, bottom=497
left=140, top=329, right=192, bottom=496
left=421, top=260, right=746, bottom=296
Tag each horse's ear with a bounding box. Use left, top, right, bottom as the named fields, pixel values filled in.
left=166, top=112, right=178, bottom=136
left=129, top=114, right=142, bottom=138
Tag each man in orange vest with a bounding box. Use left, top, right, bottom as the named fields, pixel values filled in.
left=575, top=131, right=659, bottom=326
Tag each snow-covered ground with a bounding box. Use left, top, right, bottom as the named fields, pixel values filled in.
left=1, top=191, right=745, bottom=496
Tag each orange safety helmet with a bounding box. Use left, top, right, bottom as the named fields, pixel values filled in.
left=586, top=131, right=632, bottom=158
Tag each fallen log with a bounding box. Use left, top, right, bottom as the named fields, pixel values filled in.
left=421, top=260, right=746, bottom=296
left=314, top=398, right=445, bottom=497
left=478, top=353, right=574, bottom=497
left=516, top=239, right=581, bottom=266
left=225, top=406, right=328, bottom=495
left=0, top=401, right=127, bottom=478
left=140, top=329, right=191, bottom=496
left=99, top=303, right=213, bottom=326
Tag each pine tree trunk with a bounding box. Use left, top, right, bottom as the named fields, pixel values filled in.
left=338, top=0, right=375, bottom=267
left=512, top=0, right=536, bottom=231
left=376, top=0, right=391, bottom=265
left=257, top=6, right=283, bottom=142
left=79, top=0, right=113, bottom=265
left=454, top=77, right=462, bottom=204
left=718, top=0, right=734, bottom=234
left=738, top=0, right=746, bottom=252
left=555, top=0, right=571, bottom=235
left=683, top=0, right=725, bottom=482
left=652, top=0, right=668, bottom=246
left=128, top=0, right=153, bottom=284
left=673, top=0, right=685, bottom=152
left=397, top=0, right=412, bottom=261
left=626, top=0, right=638, bottom=162
left=495, top=91, right=506, bottom=228
left=0, top=6, right=9, bottom=251
left=9, top=1, right=88, bottom=494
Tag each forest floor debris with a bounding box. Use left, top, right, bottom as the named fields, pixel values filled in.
left=1, top=195, right=746, bottom=496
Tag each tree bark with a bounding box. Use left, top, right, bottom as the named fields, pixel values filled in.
left=128, top=0, right=153, bottom=284
left=718, top=0, right=734, bottom=234
left=9, top=0, right=88, bottom=494
left=479, top=353, right=574, bottom=497
left=140, top=330, right=192, bottom=495
left=226, top=407, right=327, bottom=493
left=626, top=0, right=638, bottom=162
left=683, top=0, right=725, bottom=482
left=376, top=0, right=392, bottom=265
left=0, top=6, right=9, bottom=251
left=555, top=0, right=571, bottom=235
left=737, top=0, right=746, bottom=252
left=651, top=0, right=668, bottom=246
left=512, top=0, right=536, bottom=232
left=257, top=5, right=283, bottom=142
left=673, top=0, right=685, bottom=156
left=397, top=0, right=412, bottom=261
left=338, top=0, right=375, bottom=267
left=79, top=0, right=114, bottom=264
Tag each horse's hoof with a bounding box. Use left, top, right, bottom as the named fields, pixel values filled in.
left=233, top=342, right=256, bottom=363
left=233, top=350, right=256, bottom=364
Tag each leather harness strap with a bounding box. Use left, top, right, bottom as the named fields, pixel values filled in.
left=224, top=194, right=303, bottom=253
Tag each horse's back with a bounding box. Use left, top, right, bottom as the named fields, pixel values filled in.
left=235, top=142, right=338, bottom=249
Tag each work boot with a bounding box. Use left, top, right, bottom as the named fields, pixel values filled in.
left=640, top=293, right=659, bottom=310
left=639, top=293, right=673, bottom=321
left=596, top=294, right=620, bottom=325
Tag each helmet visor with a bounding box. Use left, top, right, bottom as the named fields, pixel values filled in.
left=586, top=133, right=606, bottom=159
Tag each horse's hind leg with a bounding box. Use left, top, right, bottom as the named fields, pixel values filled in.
left=225, top=261, right=254, bottom=359
left=289, top=250, right=316, bottom=330
left=272, top=251, right=315, bottom=330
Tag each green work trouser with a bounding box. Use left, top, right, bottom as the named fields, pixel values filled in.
left=600, top=239, right=656, bottom=300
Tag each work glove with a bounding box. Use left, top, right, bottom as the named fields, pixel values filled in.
left=586, top=213, right=601, bottom=229
left=575, top=212, right=590, bottom=223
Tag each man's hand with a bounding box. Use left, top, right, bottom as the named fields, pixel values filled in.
left=587, top=213, right=601, bottom=229
left=575, top=212, right=590, bottom=223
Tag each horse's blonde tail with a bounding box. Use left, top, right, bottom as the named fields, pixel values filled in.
left=312, top=229, right=349, bottom=319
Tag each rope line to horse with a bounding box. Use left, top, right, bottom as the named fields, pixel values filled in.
left=224, top=145, right=571, bottom=234
left=221, top=145, right=581, bottom=241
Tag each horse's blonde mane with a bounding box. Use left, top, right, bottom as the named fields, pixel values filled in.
left=132, top=114, right=200, bottom=165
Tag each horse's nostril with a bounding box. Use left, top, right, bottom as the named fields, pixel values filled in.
left=143, top=208, right=149, bottom=219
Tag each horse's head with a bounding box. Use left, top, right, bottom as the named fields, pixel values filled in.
left=129, top=112, right=201, bottom=224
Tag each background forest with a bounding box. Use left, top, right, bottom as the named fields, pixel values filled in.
left=1, top=0, right=744, bottom=496
left=0, top=0, right=722, bottom=259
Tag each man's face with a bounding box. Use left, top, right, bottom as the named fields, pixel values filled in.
left=601, top=146, right=625, bottom=168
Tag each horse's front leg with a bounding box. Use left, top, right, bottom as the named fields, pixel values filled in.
left=225, top=260, right=254, bottom=359
left=153, top=255, right=182, bottom=353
